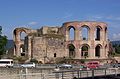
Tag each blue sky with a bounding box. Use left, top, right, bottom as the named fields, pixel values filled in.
left=0, top=0, right=120, bottom=41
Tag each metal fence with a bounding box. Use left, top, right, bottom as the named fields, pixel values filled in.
left=0, top=68, right=120, bottom=79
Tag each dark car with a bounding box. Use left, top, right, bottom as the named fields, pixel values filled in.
left=112, top=63, right=120, bottom=68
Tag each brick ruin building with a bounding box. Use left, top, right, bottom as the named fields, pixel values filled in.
left=13, top=21, right=110, bottom=63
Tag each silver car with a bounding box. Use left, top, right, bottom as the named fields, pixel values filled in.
left=57, top=64, right=73, bottom=69
left=21, top=63, right=36, bottom=68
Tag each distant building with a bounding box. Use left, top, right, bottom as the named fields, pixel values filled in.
left=13, top=21, right=109, bottom=63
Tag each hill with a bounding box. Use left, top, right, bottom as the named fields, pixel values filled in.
left=111, top=40, right=120, bottom=45
left=5, top=40, right=14, bottom=50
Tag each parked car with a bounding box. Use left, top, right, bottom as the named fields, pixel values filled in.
left=112, top=63, right=120, bottom=68
left=79, top=64, right=87, bottom=70
left=0, top=59, right=13, bottom=68
left=21, top=62, right=36, bottom=68
left=57, top=64, right=73, bottom=69
left=86, top=61, right=100, bottom=69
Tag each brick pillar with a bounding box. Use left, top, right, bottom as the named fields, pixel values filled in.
left=74, top=48, right=80, bottom=59
left=15, top=32, right=21, bottom=56
left=89, top=27, right=95, bottom=58
left=100, top=48, right=104, bottom=58
left=28, top=36, right=32, bottom=59
left=75, top=29, right=79, bottom=40
left=66, top=30, right=69, bottom=41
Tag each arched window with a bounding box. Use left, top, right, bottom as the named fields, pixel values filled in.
left=81, top=45, right=89, bottom=58
left=68, top=26, right=75, bottom=40
left=95, top=45, right=101, bottom=57
left=80, top=26, right=89, bottom=40
left=95, top=26, right=101, bottom=41
left=68, top=44, right=75, bottom=58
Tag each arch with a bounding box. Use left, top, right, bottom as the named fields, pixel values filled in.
left=80, top=25, right=90, bottom=40
left=95, top=26, right=102, bottom=41
left=67, top=26, right=76, bottom=40
left=81, top=44, right=90, bottom=58
left=13, top=27, right=32, bottom=43
left=13, top=27, right=33, bottom=56
left=95, top=44, right=102, bottom=57
left=67, top=44, right=75, bottom=58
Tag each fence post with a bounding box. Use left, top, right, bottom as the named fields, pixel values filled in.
left=77, top=71, right=79, bottom=78
left=55, top=73, right=59, bottom=79
left=62, top=72, right=64, bottom=79
left=105, top=69, right=106, bottom=78
left=80, top=70, right=81, bottom=78
left=92, top=69, right=94, bottom=79
left=115, top=68, right=118, bottom=76
left=72, top=71, right=74, bottom=78
left=87, top=70, right=88, bottom=77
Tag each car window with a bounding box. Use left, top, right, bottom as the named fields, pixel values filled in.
left=93, top=62, right=98, bottom=64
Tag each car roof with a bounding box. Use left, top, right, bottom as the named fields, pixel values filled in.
left=0, top=59, right=13, bottom=61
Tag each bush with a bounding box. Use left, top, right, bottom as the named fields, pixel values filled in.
left=30, top=58, right=38, bottom=63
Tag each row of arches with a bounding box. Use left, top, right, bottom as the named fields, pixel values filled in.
left=68, top=25, right=107, bottom=41
left=68, top=44, right=106, bottom=58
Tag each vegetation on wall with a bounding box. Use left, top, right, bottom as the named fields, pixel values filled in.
left=13, top=56, right=28, bottom=63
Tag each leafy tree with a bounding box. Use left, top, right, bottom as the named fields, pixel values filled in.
left=30, top=58, right=38, bottom=63
left=0, top=26, right=7, bottom=56
left=69, top=44, right=75, bottom=51
left=115, top=46, right=120, bottom=54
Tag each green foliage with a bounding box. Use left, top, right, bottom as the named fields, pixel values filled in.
left=112, top=44, right=120, bottom=54
left=82, top=46, right=88, bottom=51
left=69, top=44, right=75, bottom=51
left=13, top=56, right=28, bottom=63
left=0, top=26, right=7, bottom=56
left=80, top=59, right=85, bottom=64
left=84, top=52, right=88, bottom=58
left=30, top=58, right=38, bottom=63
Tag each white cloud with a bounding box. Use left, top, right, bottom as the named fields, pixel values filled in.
left=28, top=22, right=38, bottom=25
left=85, top=15, right=120, bottom=22
left=85, top=15, right=103, bottom=21
left=62, top=13, right=73, bottom=19
left=112, top=33, right=120, bottom=41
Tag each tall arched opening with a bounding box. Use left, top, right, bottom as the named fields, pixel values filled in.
left=68, top=26, right=75, bottom=40
left=81, top=44, right=89, bottom=58
left=95, top=44, right=102, bottom=57
left=68, top=44, right=75, bottom=58
left=95, top=26, right=102, bottom=41
left=80, top=25, right=90, bottom=40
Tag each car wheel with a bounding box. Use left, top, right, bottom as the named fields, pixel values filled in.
left=6, top=65, right=10, bottom=68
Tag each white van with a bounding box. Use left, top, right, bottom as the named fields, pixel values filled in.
left=0, top=59, right=13, bottom=67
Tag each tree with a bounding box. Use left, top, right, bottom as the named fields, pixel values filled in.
left=112, top=44, right=120, bottom=54
left=0, top=26, right=7, bottom=56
